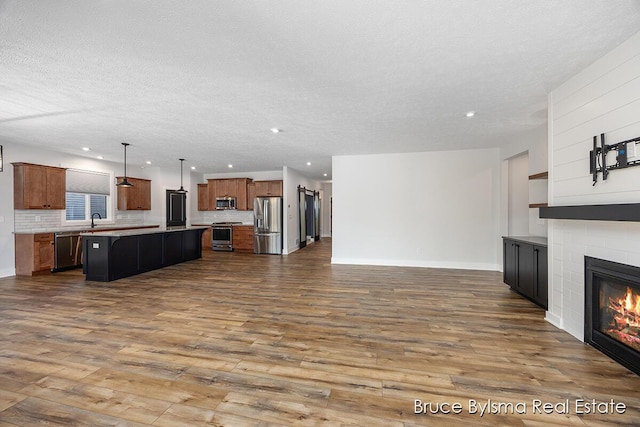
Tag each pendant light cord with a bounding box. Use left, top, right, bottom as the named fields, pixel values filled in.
left=180, top=158, right=184, bottom=188
left=178, top=158, right=187, bottom=193
left=123, top=143, right=128, bottom=178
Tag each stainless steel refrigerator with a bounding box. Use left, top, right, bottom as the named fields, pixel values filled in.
left=254, top=196, right=283, bottom=254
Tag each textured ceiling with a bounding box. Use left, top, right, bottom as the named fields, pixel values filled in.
left=2, top=1, right=640, bottom=180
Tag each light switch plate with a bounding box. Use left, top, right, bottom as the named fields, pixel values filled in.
left=92, top=243, right=100, bottom=249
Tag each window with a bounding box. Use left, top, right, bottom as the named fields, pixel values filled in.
left=65, top=193, right=108, bottom=221
left=65, top=169, right=112, bottom=222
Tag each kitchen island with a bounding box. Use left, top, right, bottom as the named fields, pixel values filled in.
left=82, top=226, right=208, bottom=282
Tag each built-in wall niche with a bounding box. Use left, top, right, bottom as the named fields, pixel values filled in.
left=507, top=153, right=530, bottom=236
left=528, top=171, right=548, bottom=208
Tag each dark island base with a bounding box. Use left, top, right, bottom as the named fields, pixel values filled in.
left=83, top=228, right=205, bottom=282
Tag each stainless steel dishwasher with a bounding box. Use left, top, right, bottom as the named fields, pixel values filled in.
left=54, top=231, right=83, bottom=271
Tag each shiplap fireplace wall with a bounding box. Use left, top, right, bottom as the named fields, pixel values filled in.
left=546, top=30, right=640, bottom=340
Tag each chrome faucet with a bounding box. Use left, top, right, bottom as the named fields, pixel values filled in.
left=91, top=212, right=102, bottom=228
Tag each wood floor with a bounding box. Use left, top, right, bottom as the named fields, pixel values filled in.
left=0, top=238, right=638, bottom=426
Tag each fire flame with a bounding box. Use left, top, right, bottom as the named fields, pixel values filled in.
left=609, top=287, right=640, bottom=328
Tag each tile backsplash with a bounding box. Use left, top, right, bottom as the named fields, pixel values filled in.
left=14, top=210, right=64, bottom=231
left=14, top=210, right=145, bottom=232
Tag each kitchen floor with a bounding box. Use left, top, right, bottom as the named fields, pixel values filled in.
left=0, top=238, right=638, bottom=426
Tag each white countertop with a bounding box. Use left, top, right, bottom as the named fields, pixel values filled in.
left=81, top=226, right=209, bottom=237
left=14, top=225, right=161, bottom=235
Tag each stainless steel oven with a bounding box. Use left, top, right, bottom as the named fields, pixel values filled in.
left=211, top=224, right=233, bottom=251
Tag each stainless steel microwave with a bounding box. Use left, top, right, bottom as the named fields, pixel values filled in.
left=215, top=196, right=236, bottom=210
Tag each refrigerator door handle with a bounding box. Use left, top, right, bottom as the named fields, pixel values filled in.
left=264, top=200, right=269, bottom=231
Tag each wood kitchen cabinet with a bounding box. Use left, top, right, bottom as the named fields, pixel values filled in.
left=214, top=179, right=235, bottom=198
left=197, top=184, right=210, bottom=211
left=15, top=233, right=55, bottom=275
left=207, top=179, right=236, bottom=209
left=13, top=162, right=66, bottom=210
left=502, top=237, right=548, bottom=309
left=254, top=180, right=283, bottom=197
left=117, top=177, right=152, bottom=210
left=203, top=178, right=254, bottom=210
left=232, top=225, right=254, bottom=252
left=235, top=178, right=252, bottom=210
left=206, top=180, right=217, bottom=210
left=247, top=181, right=256, bottom=208
left=201, top=227, right=212, bottom=250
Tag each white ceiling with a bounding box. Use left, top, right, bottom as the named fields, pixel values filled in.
left=2, top=1, right=640, bottom=180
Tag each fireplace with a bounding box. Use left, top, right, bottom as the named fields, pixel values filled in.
left=585, top=256, right=640, bottom=375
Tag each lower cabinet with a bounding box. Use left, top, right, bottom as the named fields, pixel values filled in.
left=232, top=225, right=254, bottom=252
left=503, top=237, right=548, bottom=309
left=15, top=233, right=55, bottom=276
left=201, top=227, right=212, bottom=251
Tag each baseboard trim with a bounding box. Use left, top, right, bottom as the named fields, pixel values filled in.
left=330, top=257, right=499, bottom=272
left=0, top=268, right=16, bottom=279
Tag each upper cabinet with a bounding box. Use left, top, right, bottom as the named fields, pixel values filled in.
left=214, top=179, right=235, bottom=199
left=116, top=177, right=152, bottom=210
left=247, top=181, right=256, bottom=208
left=254, top=180, right=283, bottom=197
left=197, top=183, right=210, bottom=211
left=197, top=178, right=282, bottom=211
left=235, top=178, right=251, bottom=211
left=13, top=162, right=66, bottom=210
left=202, top=178, right=254, bottom=211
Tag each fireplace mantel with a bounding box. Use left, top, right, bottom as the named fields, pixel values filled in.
left=539, top=203, right=640, bottom=222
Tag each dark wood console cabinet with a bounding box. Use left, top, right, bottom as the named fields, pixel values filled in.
left=503, top=236, right=548, bottom=309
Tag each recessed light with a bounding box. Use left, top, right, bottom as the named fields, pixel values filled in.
left=270, top=128, right=281, bottom=133
left=191, top=166, right=196, bottom=170
left=146, top=161, right=152, bottom=165
left=306, top=162, right=311, bottom=166
left=82, top=147, right=90, bottom=151
left=228, top=164, right=233, bottom=168
left=97, top=156, right=104, bottom=160
left=465, top=111, right=476, bottom=118
left=324, top=173, right=327, bottom=177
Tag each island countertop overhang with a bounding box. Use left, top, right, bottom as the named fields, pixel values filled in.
left=80, top=226, right=209, bottom=238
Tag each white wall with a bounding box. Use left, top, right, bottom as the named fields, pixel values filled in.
left=501, top=125, right=548, bottom=175
left=203, top=170, right=283, bottom=181
left=283, top=167, right=323, bottom=254
left=332, top=148, right=501, bottom=270
left=143, top=165, right=192, bottom=227
left=321, top=182, right=333, bottom=237
left=547, top=30, right=640, bottom=340
left=0, top=142, right=20, bottom=277
left=507, top=152, right=530, bottom=236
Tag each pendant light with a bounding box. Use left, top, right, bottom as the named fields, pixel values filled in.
left=176, top=158, right=188, bottom=193
left=116, top=142, right=134, bottom=187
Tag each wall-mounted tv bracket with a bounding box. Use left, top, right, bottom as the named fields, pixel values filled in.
left=590, top=133, right=640, bottom=186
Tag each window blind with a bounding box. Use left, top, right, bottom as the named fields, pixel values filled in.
left=65, top=193, right=86, bottom=220
left=66, top=169, right=111, bottom=195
